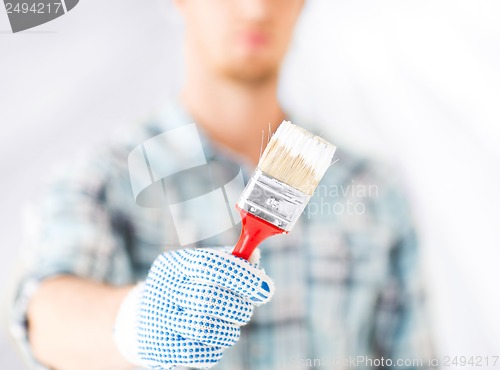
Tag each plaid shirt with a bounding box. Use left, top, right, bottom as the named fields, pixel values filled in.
left=10, top=100, right=434, bottom=369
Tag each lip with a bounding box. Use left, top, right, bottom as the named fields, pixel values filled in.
left=239, top=30, right=269, bottom=48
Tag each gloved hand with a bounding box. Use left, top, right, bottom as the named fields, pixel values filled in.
left=113, top=247, right=274, bottom=369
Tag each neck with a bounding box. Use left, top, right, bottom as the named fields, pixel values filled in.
left=181, top=64, right=285, bottom=166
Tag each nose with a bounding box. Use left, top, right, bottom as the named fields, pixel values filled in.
left=238, top=0, right=272, bottom=22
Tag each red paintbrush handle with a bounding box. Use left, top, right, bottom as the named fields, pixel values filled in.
left=232, top=206, right=286, bottom=260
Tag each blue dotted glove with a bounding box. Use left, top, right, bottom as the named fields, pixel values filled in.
left=114, top=248, right=274, bottom=369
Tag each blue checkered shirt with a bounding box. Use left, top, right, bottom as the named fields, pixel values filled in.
left=10, top=100, right=434, bottom=369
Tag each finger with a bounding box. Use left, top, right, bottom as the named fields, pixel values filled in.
left=162, top=309, right=241, bottom=348
left=138, top=331, right=224, bottom=369
left=159, top=280, right=254, bottom=325
left=166, top=248, right=275, bottom=305
left=145, top=256, right=255, bottom=324
left=216, top=246, right=260, bottom=266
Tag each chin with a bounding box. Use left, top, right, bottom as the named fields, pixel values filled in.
left=221, top=57, right=280, bottom=84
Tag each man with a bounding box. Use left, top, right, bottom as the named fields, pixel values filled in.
left=11, top=0, right=434, bottom=369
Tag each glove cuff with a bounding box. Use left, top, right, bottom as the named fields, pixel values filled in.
left=113, top=282, right=149, bottom=369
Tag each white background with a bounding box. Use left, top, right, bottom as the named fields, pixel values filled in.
left=1, top=0, right=499, bottom=368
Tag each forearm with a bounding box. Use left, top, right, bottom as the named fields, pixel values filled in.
left=27, top=275, right=134, bottom=370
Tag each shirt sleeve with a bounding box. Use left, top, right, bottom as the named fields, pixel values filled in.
left=9, top=153, right=135, bottom=369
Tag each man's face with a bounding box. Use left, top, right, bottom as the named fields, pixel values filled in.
left=176, top=0, right=304, bottom=83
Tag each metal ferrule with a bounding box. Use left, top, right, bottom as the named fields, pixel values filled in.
left=237, top=169, right=311, bottom=231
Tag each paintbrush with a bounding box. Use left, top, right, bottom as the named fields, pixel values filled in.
left=232, top=121, right=336, bottom=260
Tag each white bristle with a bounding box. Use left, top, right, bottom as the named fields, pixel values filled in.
left=258, top=121, right=336, bottom=195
